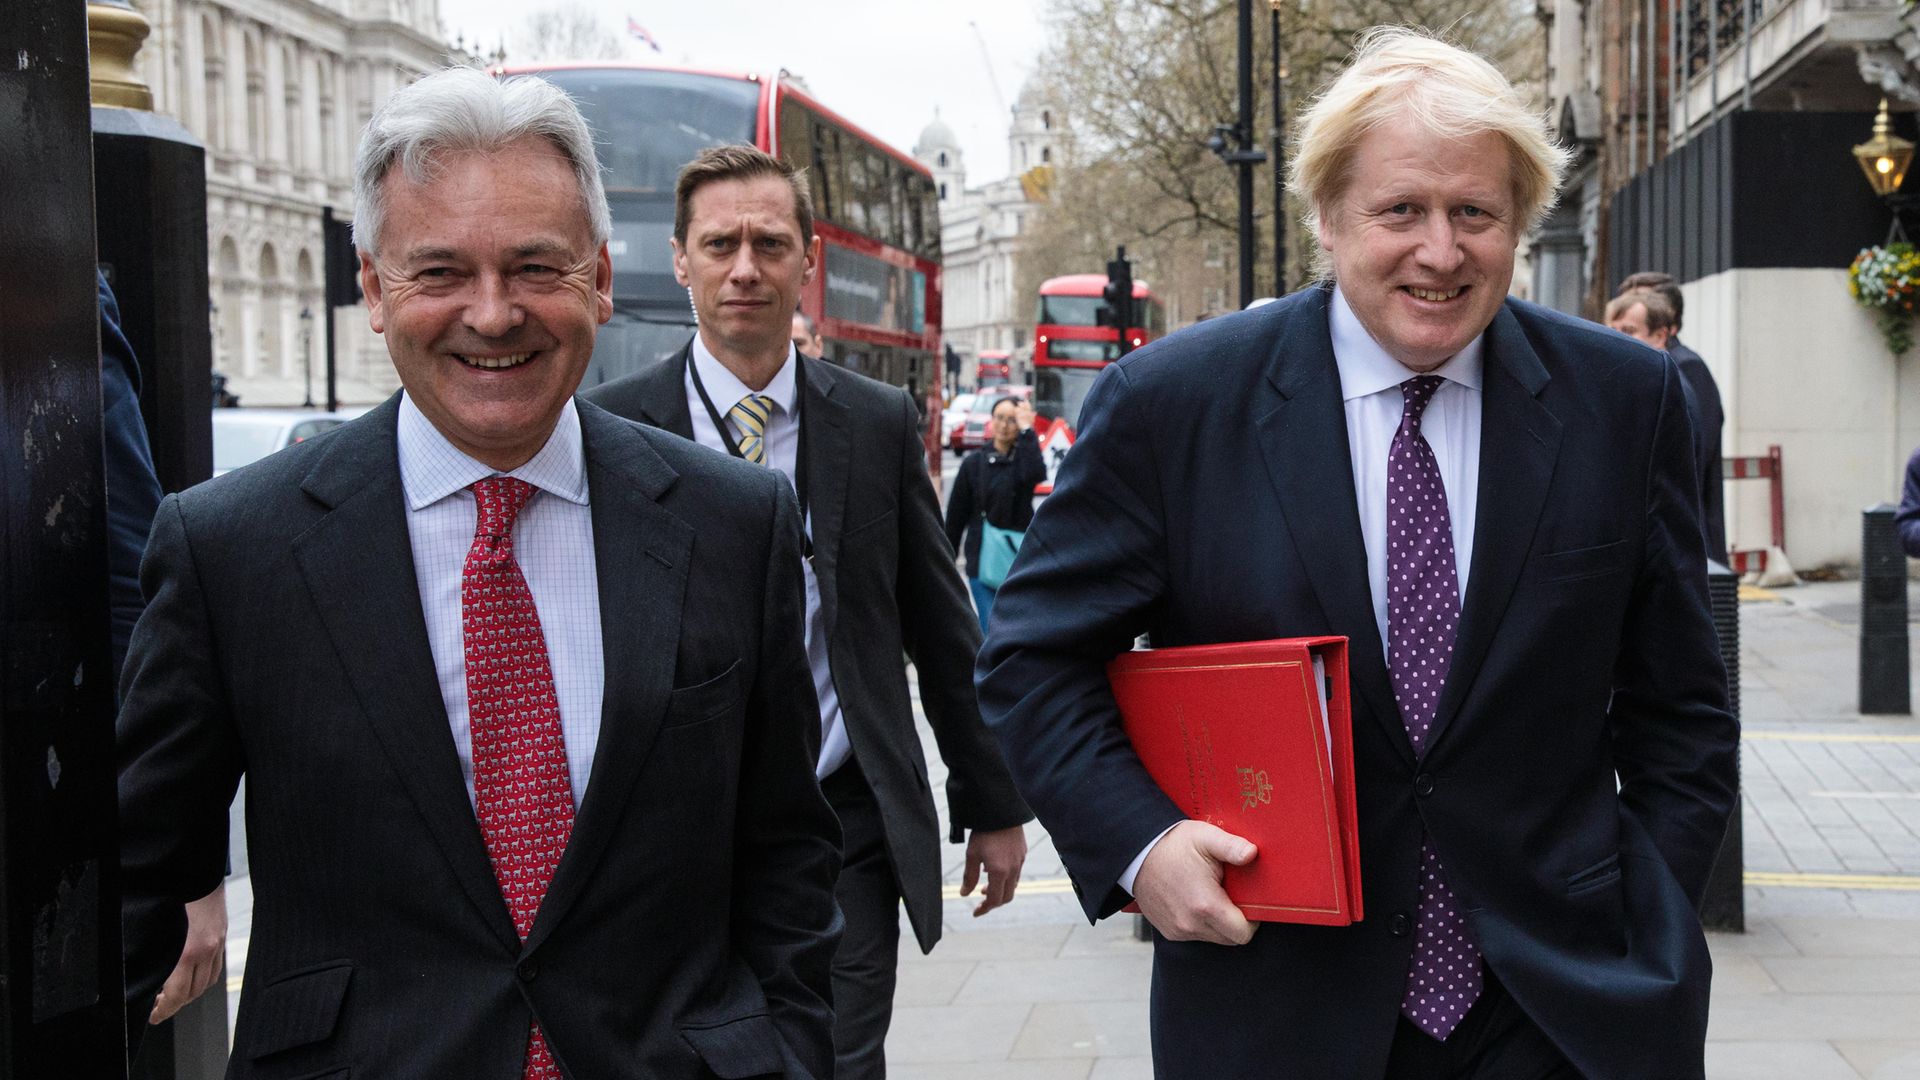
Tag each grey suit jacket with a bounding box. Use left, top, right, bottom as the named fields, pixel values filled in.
left=587, top=345, right=1031, bottom=953
left=118, top=396, right=842, bottom=1079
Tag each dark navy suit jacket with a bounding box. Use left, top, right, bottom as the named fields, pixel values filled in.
left=976, top=286, right=1737, bottom=1079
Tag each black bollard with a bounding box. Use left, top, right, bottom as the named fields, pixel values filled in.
left=1699, top=561, right=1745, bottom=932
left=1860, top=505, right=1911, bottom=716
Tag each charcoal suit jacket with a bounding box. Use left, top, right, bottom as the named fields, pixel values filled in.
left=587, top=345, right=1031, bottom=954
left=118, top=395, right=841, bottom=1079
left=976, top=286, right=1738, bottom=1079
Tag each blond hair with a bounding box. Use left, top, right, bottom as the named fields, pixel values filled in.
left=1289, top=27, right=1571, bottom=275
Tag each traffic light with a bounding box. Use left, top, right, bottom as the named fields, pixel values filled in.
left=1103, top=246, right=1135, bottom=356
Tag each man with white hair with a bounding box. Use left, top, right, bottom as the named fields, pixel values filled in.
left=978, top=28, right=1735, bottom=1079
left=117, top=67, right=841, bottom=1078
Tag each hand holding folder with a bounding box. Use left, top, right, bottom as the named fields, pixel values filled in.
left=1108, top=637, right=1362, bottom=927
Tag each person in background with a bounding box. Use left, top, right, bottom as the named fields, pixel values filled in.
left=1895, top=443, right=1920, bottom=557
left=1617, top=271, right=1726, bottom=564
left=791, top=310, right=824, bottom=357
left=587, top=144, right=1030, bottom=1080
left=944, top=394, right=1042, bottom=632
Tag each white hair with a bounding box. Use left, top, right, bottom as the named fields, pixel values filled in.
left=351, top=66, right=611, bottom=254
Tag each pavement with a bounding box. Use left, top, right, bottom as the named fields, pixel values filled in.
left=215, top=574, right=1920, bottom=1079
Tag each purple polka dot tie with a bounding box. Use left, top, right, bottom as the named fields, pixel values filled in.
left=1386, top=376, right=1483, bottom=1040
left=465, top=477, right=572, bottom=1080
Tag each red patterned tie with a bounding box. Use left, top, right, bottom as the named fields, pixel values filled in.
left=463, top=477, right=574, bottom=1080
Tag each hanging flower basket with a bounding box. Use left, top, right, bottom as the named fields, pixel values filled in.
left=1849, top=242, right=1920, bottom=357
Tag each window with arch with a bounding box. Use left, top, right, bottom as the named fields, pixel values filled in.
left=245, top=31, right=266, bottom=157
left=937, top=151, right=947, bottom=168
left=1041, top=147, right=1051, bottom=164
left=201, top=15, right=224, bottom=151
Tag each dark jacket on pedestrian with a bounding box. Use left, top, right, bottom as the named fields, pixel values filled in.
left=944, top=427, right=1044, bottom=576
left=1668, top=337, right=1727, bottom=565
left=1896, top=443, right=1920, bottom=558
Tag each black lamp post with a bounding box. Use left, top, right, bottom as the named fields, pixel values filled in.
left=299, top=305, right=315, bottom=407
left=1208, top=0, right=1267, bottom=309
left=1269, top=0, right=1286, bottom=297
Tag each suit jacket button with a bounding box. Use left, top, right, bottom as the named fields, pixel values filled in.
left=518, top=960, right=539, bottom=983
left=1414, top=774, right=1435, bottom=797
left=1389, top=913, right=1411, bottom=937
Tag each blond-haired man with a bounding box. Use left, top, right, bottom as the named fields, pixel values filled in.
left=979, top=28, right=1735, bottom=1080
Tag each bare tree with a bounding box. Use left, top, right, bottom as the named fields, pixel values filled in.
left=513, top=3, right=628, bottom=63
left=1017, top=0, right=1542, bottom=324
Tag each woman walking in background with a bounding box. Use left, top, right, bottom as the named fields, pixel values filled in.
left=945, top=394, right=1044, bottom=633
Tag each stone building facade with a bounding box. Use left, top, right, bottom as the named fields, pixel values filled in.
left=131, top=0, right=454, bottom=405
left=916, top=82, right=1066, bottom=384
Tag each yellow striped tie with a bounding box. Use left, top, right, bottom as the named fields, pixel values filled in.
left=727, top=394, right=776, bottom=464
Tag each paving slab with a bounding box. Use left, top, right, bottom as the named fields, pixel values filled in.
left=1758, top=956, right=1920, bottom=994
left=1836, top=1041, right=1920, bottom=1079
left=1704, top=993, right=1920, bottom=1042
left=895, top=957, right=977, bottom=1007
left=954, top=954, right=1153, bottom=1006
left=892, top=1062, right=1091, bottom=1080
left=887, top=1003, right=1033, bottom=1065
left=1009, top=1001, right=1154, bottom=1060
left=1704, top=1040, right=1866, bottom=1079
left=1772, top=917, right=1920, bottom=956
left=1086, top=1058, right=1155, bottom=1080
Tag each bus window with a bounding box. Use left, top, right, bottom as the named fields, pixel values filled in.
left=537, top=69, right=758, bottom=194
left=1034, top=366, right=1102, bottom=429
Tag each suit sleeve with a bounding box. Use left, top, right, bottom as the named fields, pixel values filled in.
left=117, top=494, right=244, bottom=1012
left=943, top=453, right=975, bottom=563
left=733, top=475, right=841, bottom=1079
left=98, top=270, right=163, bottom=679
left=1608, top=358, right=1740, bottom=906
left=890, top=390, right=1032, bottom=841
left=1897, top=446, right=1920, bottom=559
left=1012, top=427, right=1046, bottom=492
left=974, top=364, right=1186, bottom=921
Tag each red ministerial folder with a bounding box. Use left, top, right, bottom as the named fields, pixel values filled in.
left=1108, top=637, right=1362, bottom=926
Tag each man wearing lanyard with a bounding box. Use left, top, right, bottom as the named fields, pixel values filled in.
left=587, top=144, right=1032, bottom=1079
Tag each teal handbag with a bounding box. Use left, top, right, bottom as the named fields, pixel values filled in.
left=977, top=520, right=1025, bottom=590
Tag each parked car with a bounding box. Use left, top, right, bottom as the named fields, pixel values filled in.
left=949, top=385, right=1032, bottom=454
left=941, top=392, right=978, bottom=449
left=212, top=407, right=359, bottom=476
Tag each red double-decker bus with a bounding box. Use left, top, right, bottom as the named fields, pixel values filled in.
left=496, top=63, right=943, bottom=404
left=1031, top=274, right=1165, bottom=433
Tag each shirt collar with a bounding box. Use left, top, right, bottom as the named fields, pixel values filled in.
left=691, top=332, right=797, bottom=416
left=1329, top=285, right=1485, bottom=402
left=397, top=392, right=589, bottom=512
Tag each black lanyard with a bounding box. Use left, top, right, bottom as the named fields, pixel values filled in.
left=687, top=349, right=812, bottom=552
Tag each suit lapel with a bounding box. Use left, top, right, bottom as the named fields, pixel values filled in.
left=526, top=401, right=692, bottom=952
left=1256, top=290, right=1410, bottom=763
left=799, top=357, right=852, bottom=637
left=290, top=398, right=519, bottom=951
left=1426, top=304, right=1562, bottom=750
left=633, top=341, right=698, bottom=438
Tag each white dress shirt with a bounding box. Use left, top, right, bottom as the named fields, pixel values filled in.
left=686, top=334, right=850, bottom=779
left=398, top=393, right=605, bottom=811
left=1118, top=287, right=1487, bottom=896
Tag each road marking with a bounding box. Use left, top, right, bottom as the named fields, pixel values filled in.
left=1738, top=585, right=1779, bottom=602
left=1744, top=731, right=1920, bottom=744
left=942, top=877, right=1078, bottom=900
left=1744, top=871, right=1920, bottom=891
left=1809, top=790, right=1920, bottom=801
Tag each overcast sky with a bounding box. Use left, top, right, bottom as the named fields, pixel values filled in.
left=439, top=0, right=1047, bottom=184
